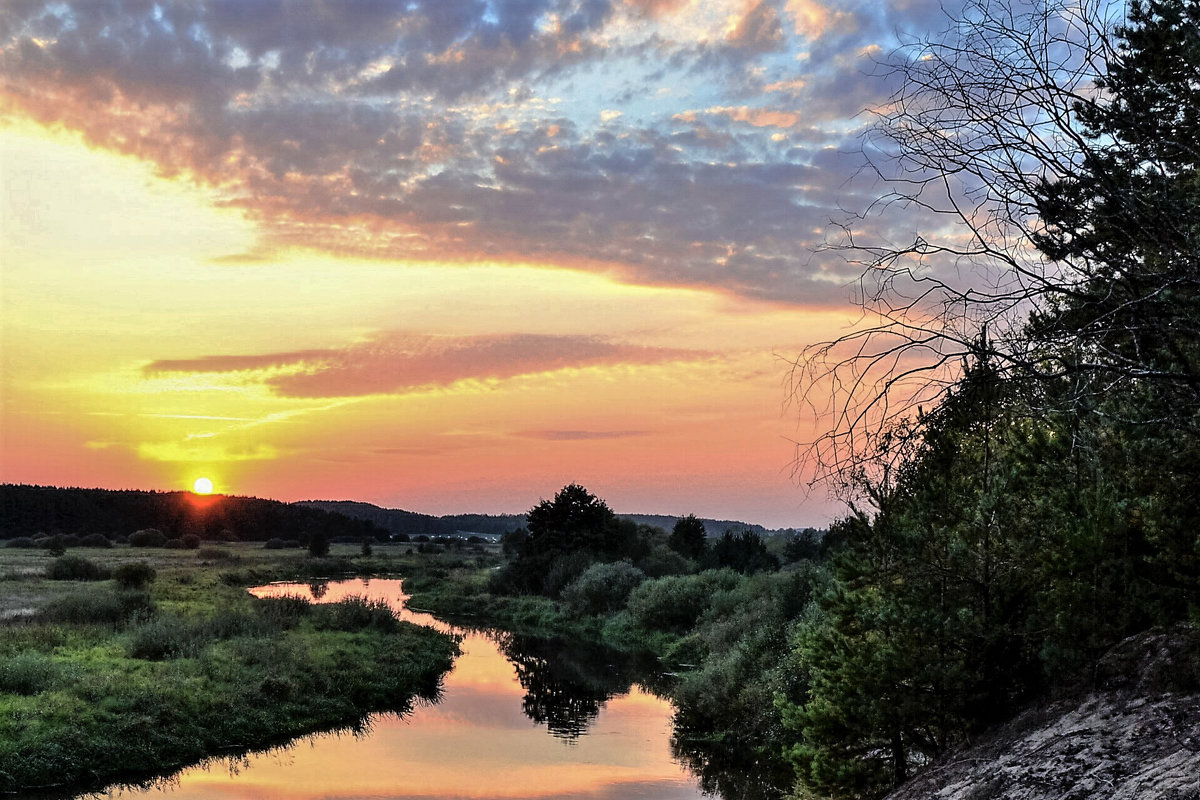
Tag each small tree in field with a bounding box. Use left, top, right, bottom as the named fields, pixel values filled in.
left=308, top=530, right=330, bottom=558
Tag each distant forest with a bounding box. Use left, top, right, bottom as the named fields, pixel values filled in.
left=0, top=484, right=384, bottom=543
left=0, top=486, right=812, bottom=547
left=299, top=500, right=814, bottom=540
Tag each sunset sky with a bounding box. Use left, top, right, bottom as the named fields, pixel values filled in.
left=0, top=0, right=951, bottom=528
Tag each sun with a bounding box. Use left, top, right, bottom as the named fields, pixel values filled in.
left=192, top=477, right=215, bottom=495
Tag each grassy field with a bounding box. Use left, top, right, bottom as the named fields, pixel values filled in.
left=0, top=542, right=461, bottom=795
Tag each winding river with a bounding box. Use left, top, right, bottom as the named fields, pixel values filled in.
left=84, top=577, right=712, bottom=800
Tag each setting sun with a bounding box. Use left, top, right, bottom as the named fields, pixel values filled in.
left=192, top=477, right=214, bottom=495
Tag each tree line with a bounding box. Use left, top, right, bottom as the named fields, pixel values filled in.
left=0, top=484, right=384, bottom=545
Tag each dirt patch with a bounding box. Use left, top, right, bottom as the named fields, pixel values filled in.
left=887, top=626, right=1200, bottom=800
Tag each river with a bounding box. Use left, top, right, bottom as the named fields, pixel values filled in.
left=83, top=577, right=713, bottom=800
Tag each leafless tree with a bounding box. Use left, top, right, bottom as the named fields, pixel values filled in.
left=787, top=0, right=1164, bottom=497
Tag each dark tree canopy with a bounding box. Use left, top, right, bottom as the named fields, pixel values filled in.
left=1030, top=0, right=1200, bottom=427
left=703, top=530, right=779, bottom=575
left=668, top=514, right=708, bottom=559
left=494, top=484, right=643, bottom=596
left=782, top=4, right=1200, bottom=798
left=526, top=484, right=615, bottom=546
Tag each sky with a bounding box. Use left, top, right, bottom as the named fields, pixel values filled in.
left=0, top=0, right=955, bottom=528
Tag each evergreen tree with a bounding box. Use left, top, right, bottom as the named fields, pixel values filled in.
left=668, top=514, right=708, bottom=559
left=1031, top=0, right=1200, bottom=429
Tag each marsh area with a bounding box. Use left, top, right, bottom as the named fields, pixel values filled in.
left=85, top=577, right=709, bottom=800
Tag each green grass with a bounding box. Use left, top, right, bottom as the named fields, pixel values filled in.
left=0, top=542, right=458, bottom=794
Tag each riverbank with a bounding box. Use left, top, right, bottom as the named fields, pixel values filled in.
left=403, top=558, right=1200, bottom=800
left=403, top=556, right=814, bottom=799
left=0, top=544, right=459, bottom=796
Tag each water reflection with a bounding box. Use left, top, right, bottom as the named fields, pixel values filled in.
left=84, top=578, right=710, bottom=800
left=672, top=733, right=796, bottom=800
left=495, top=631, right=663, bottom=741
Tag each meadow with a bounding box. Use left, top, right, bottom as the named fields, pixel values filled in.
left=0, top=543, right=459, bottom=795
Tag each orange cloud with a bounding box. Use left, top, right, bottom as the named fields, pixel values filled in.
left=785, top=0, right=855, bottom=39
left=145, top=332, right=710, bottom=398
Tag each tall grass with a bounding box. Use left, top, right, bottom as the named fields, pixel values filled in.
left=45, top=555, right=109, bottom=581
left=0, top=652, right=61, bottom=695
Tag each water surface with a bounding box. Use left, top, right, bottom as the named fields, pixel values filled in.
left=88, top=577, right=710, bottom=800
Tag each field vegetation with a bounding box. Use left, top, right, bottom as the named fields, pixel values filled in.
left=0, top=543, right=458, bottom=795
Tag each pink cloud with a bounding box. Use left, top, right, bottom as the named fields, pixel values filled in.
left=145, top=332, right=709, bottom=398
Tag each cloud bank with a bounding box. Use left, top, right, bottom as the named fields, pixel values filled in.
left=145, top=332, right=707, bottom=397
left=1, top=0, right=952, bottom=304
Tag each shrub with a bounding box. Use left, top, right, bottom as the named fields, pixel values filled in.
left=44, top=535, right=66, bottom=556
left=79, top=533, right=113, bottom=548
left=126, top=614, right=211, bottom=660
left=562, top=561, right=647, bottom=616
left=37, top=589, right=150, bottom=626
left=196, top=547, right=234, bottom=561
left=164, top=538, right=185, bottom=549
left=307, top=530, right=330, bottom=557
left=0, top=652, right=61, bottom=695
left=128, top=529, right=167, bottom=548
left=181, top=534, right=201, bottom=550
left=256, top=594, right=312, bottom=629
left=113, top=561, right=157, bottom=590
left=264, top=538, right=287, bottom=550
left=626, top=570, right=741, bottom=632
left=543, top=550, right=596, bottom=598
left=313, top=596, right=400, bottom=633
left=202, top=607, right=269, bottom=640
left=45, top=555, right=108, bottom=581
left=636, top=545, right=693, bottom=578
left=6, top=537, right=36, bottom=549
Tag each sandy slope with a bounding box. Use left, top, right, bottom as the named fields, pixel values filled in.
left=886, top=626, right=1200, bottom=800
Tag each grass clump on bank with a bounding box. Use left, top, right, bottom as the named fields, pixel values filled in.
left=0, top=543, right=458, bottom=795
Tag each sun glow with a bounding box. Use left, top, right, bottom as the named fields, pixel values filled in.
left=192, top=477, right=215, bottom=495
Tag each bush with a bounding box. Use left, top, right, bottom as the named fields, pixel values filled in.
left=626, top=570, right=741, bottom=632
left=543, top=551, right=596, bottom=598
left=181, top=534, right=201, bottom=550
left=37, top=589, right=150, bottom=626
left=0, top=652, right=61, bottom=695
left=45, top=555, right=108, bottom=581
left=313, top=596, right=400, bottom=633
left=126, top=614, right=211, bottom=660
left=113, top=561, right=157, bottom=590
left=636, top=545, right=693, bottom=578
left=196, top=547, right=234, bottom=561
left=128, top=529, right=167, bottom=548
left=6, top=537, right=36, bottom=548
left=256, top=594, right=312, bottom=629
left=562, top=561, right=647, bottom=616
left=79, top=533, right=113, bottom=548
left=307, top=530, right=330, bottom=558
left=164, top=538, right=185, bottom=549
left=264, top=538, right=287, bottom=550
